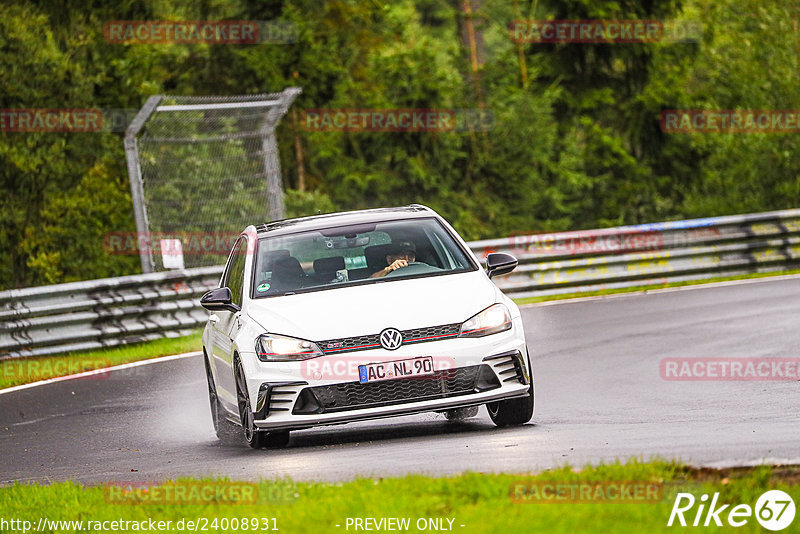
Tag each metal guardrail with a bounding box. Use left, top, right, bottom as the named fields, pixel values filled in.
left=471, top=207, right=800, bottom=298
left=0, top=267, right=224, bottom=359
left=2, top=208, right=799, bottom=359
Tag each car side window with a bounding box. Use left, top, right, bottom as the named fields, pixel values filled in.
left=225, top=237, right=248, bottom=308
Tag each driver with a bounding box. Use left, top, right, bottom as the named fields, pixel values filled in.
left=370, top=240, right=417, bottom=278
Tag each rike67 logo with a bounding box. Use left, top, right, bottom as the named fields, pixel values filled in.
left=668, top=490, right=795, bottom=530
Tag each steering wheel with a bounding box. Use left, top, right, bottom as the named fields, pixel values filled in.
left=383, top=261, right=443, bottom=278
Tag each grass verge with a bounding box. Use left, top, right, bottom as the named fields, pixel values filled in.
left=0, top=461, right=797, bottom=533
left=0, top=331, right=202, bottom=390
left=512, top=269, right=800, bottom=305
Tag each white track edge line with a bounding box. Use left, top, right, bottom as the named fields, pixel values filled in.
left=0, top=351, right=202, bottom=396
left=519, top=273, right=800, bottom=308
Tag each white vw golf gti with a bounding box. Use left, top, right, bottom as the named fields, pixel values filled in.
left=200, top=205, right=534, bottom=448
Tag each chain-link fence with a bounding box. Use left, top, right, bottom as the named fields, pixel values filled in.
left=124, top=88, right=300, bottom=272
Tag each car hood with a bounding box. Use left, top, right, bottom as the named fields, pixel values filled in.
left=246, top=271, right=498, bottom=341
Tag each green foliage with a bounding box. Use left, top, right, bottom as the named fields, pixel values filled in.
left=677, top=0, right=800, bottom=217
left=20, top=157, right=139, bottom=283
left=0, top=2, right=116, bottom=288
left=284, top=189, right=337, bottom=219
left=1, top=0, right=798, bottom=289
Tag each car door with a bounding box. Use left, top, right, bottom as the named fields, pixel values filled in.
left=210, top=236, right=248, bottom=404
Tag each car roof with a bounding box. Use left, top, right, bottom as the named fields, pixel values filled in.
left=254, top=205, right=437, bottom=237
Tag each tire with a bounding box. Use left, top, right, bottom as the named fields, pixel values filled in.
left=263, top=430, right=291, bottom=448
left=486, top=351, right=535, bottom=427
left=444, top=406, right=479, bottom=421
left=204, top=354, right=240, bottom=444
left=234, top=356, right=267, bottom=449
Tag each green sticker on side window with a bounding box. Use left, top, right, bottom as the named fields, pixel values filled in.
left=257, top=282, right=270, bottom=292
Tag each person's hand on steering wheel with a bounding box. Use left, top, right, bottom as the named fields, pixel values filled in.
left=370, top=240, right=418, bottom=278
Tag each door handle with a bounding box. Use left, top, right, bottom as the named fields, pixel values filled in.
left=208, top=314, right=219, bottom=324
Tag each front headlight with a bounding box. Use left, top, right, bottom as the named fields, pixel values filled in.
left=255, top=333, right=323, bottom=362
left=459, top=303, right=512, bottom=338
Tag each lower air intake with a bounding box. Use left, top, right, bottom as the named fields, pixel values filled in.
left=293, top=364, right=499, bottom=414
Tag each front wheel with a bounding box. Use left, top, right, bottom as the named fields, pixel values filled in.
left=235, top=356, right=267, bottom=449
left=204, top=354, right=239, bottom=444
left=486, top=352, right=534, bottom=427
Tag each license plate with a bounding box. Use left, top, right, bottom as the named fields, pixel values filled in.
left=358, top=356, right=434, bottom=384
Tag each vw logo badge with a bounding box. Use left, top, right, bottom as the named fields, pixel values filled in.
left=379, top=328, right=403, bottom=350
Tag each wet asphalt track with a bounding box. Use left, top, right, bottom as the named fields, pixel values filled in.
left=1, top=276, right=798, bottom=485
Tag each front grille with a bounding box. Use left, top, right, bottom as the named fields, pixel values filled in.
left=317, top=323, right=461, bottom=354
left=318, top=333, right=381, bottom=353
left=293, top=364, right=500, bottom=414
left=405, top=323, right=461, bottom=342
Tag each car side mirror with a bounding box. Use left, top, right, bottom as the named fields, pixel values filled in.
left=486, top=252, right=518, bottom=279
left=200, top=287, right=240, bottom=312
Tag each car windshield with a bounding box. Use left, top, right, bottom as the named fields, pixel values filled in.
left=252, top=217, right=476, bottom=298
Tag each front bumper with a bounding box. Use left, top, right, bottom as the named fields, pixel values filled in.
left=240, top=321, right=531, bottom=431
left=256, top=383, right=530, bottom=431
